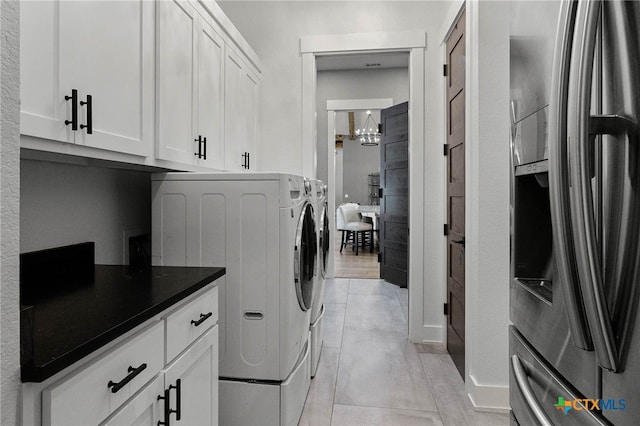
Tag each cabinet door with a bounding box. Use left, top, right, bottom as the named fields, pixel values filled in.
left=43, top=322, right=164, bottom=426
left=61, top=0, right=154, bottom=157
left=101, top=375, right=164, bottom=426
left=157, top=0, right=198, bottom=164
left=196, top=18, right=225, bottom=170
left=164, top=326, right=219, bottom=426
left=224, top=49, right=259, bottom=171
left=20, top=1, right=75, bottom=144
left=223, top=49, right=245, bottom=172
left=241, top=66, right=259, bottom=170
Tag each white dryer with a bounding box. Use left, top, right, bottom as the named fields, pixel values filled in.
left=309, top=179, right=329, bottom=377
left=151, top=172, right=316, bottom=426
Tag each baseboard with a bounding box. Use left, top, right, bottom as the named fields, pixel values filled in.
left=409, top=324, right=444, bottom=343
left=467, top=373, right=510, bottom=413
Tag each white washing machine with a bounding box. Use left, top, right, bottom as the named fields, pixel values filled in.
left=151, top=172, right=316, bottom=426
left=309, top=179, right=329, bottom=377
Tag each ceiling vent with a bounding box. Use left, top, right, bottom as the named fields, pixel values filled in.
left=365, top=63, right=381, bottom=68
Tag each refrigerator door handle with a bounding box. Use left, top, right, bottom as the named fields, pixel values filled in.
left=549, top=0, right=593, bottom=351
left=568, top=0, right=619, bottom=372
left=511, top=355, right=553, bottom=426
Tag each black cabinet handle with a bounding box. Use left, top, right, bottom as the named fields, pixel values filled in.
left=247, top=152, right=250, bottom=169
left=194, top=135, right=202, bottom=158
left=170, top=379, right=181, bottom=420
left=202, top=137, right=207, bottom=160
left=241, top=152, right=250, bottom=169
left=80, top=95, right=92, bottom=134
left=64, top=89, right=78, bottom=130
left=190, top=312, right=212, bottom=327
left=107, top=363, right=147, bottom=394
left=157, top=388, right=171, bottom=426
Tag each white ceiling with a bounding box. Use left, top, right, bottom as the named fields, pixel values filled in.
left=316, top=52, right=409, bottom=71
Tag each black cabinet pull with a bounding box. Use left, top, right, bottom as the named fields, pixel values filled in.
left=157, top=388, right=171, bottom=426
left=64, top=89, right=78, bottom=130
left=241, top=152, right=250, bottom=169
left=190, top=312, right=212, bottom=327
left=80, top=95, right=92, bottom=134
left=170, top=379, right=181, bottom=420
left=194, top=135, right=202, bottom=158
left=107, top=363, right=147, bottom=394
left=247, top=152, right=250, bottom=169
left=202, top=137, right=207, bottom=160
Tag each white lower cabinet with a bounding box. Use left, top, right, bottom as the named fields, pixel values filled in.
left=42, top=322, right=165, bottom=426
left=163, top=326, right=219, bottom=426
left=37, top=284, right=220, bottom=426
left=101, top=375, right=165, bottom=426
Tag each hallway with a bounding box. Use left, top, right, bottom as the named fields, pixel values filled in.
left=300, top=278, right=509, bottom=425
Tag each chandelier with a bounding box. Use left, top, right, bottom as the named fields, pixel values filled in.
left=355, top=111, right=381, bottom=146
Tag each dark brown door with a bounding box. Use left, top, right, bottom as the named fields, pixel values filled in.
left=379, top=102, right=409, bottom=288
left=445, top=9, right=466, bottom=379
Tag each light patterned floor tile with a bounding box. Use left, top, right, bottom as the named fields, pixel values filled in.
left=323, top=303, right=346, bottom=348
left=331, top=404, right=444, bottom=426
left=348, top=278, right=397, bottom=297
left=299, top=347, right=340, bottom=426
left=324, top=278, right=350, bottom=304
left=335, top=328, right=438, bottom=412
left=343, top=293, right=407, bottom=333
left=420, top=354, right=509, bottom=426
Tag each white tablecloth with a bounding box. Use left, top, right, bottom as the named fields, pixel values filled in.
left=358, top=205, right=380, bottom=231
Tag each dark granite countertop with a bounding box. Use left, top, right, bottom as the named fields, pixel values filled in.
left=20, top=246, right=225, bottom=382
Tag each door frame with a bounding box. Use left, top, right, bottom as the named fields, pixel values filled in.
left=325, top=98, right=394, bottom=280
left=301, top=30, right=426, bottom=341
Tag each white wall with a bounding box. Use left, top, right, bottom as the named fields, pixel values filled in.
left=316, top=68, right=408, bottom=184
left=1, top=1, right=21, bottom=424
left=217, top=1, right=445, bottom=175
left=21, top=160, right=151, bottom=264
left=464, top=0, right=510, bottom=410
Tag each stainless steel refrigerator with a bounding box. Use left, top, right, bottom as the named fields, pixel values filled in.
left=510, top=1, right=640, bottom=424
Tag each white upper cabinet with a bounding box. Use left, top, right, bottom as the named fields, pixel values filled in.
left=197, top=19, right=226, bottom=170
left=224, top=48, right=260, bottom=171
left=157, top=0, right=226, bottom=169
left=21, top=0, right=154, bottom=157
left=21, top=0, right=260, bottom=170
left=157, top=0, right=199, bottom=165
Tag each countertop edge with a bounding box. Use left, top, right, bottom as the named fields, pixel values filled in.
left=21, top=267, right=226, bottom=383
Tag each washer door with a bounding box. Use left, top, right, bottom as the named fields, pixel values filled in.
left=319, top=202, right=330, bottom=279
left=295, top=203, right=316, bottom=311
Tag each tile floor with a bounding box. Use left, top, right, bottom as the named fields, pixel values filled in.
left=299, top=278, right=510, bottom=426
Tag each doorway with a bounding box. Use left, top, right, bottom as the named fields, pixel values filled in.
left=326, top=101, right=392, bottom=280
left=333, top=109, right=381, bottom=279
left=301, top=30, right=429, bottom=342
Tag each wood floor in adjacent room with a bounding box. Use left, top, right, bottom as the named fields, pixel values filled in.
left=333, top=233, right=380, bottom=279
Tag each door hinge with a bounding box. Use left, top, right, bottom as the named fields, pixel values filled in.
left=444, top=224, right=449, bottom=236
left=443, top=144, right=448, bottom=156
left=444, top=303, right=449, bottom=316
left=378, top=123, right=383, bottom=134
left=378, top=252, right=382, bottom=263
left=443, top=64, right=448, bottom=77
left=378, top=188, right=383, bottom=198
